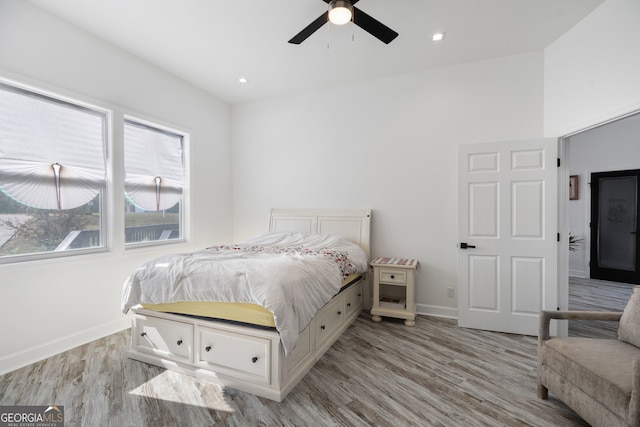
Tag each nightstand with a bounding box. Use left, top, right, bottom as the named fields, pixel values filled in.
left=370, top=257, right=419, bottom=326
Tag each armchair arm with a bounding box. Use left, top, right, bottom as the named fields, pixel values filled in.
left=538, top=310, right=623, bottom=344
left=630, top=356, right=640, bottom=426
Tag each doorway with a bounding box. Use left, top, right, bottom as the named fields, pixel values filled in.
left=590, top=169, right=640, bottom=284
left=566, top=112, right=640, bottom=320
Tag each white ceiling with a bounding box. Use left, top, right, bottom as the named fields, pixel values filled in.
left=28, top=0, right=605, bottom=105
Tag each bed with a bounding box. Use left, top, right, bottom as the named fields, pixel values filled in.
left=123, top=208, right=371, bottom=401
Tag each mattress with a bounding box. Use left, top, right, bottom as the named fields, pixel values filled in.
left=140, top=273, right=364, bottom=328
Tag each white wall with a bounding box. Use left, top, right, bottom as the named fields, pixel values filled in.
left=3, top=0, right=639, bottom=376
left=544, top=0, right=640, bottom=281
left=232, top=52, right=545, bottom=318
left=568, top=113, right=640, bottom=277
left=544, top=0, right=640, bottom=137
left=0, top=1, right=232, bottom=375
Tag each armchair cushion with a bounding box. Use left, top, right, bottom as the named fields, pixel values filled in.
left=618, top=285, right=640, bottom=347
left=541, top=337, right=636, bottom=416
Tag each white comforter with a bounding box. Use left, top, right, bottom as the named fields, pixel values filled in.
left=121, top=232, right=368, bottom=354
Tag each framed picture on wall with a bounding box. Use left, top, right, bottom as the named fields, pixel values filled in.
left=569, top=175, right=579, bottom=200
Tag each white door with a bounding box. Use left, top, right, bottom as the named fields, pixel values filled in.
left=458, top=139, right=558, bottom=335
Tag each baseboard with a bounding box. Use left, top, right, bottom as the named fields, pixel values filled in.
left=417, top=303, right=458, bottom=320
left=0, top=307, right=457, bottom=377
left=0, top=317, right=131, bottom=376
left=569, top=270, right=587, bottom=278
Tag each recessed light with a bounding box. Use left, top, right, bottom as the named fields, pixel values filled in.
left=238, top=77, right=249, bottom=83
left=432, top=32, right=445, bottom=42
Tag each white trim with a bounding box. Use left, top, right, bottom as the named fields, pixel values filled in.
left=550, top=107, right=640, bottom=139
left=0, top=317, right=130, bottom=376
left=122, top=115, right=189, bottom=247
left=0, top=77, right=112, bottom=264
left=558, top=109, right=640, bottom=336
left=417, top=304, right=458, bottom=320
left=0, top=74, right=112, bottom=115
left=569, top=270, right=588, bottom=279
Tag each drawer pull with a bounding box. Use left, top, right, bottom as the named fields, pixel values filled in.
left=320, top=325, right=326, bottom=330
left=347, top=303, right=351, bottom=307
left=251, top=356, right=258, bottom=363
left=140, top=332, right=147, bottom=337
left=205, top=346, right=212, bottom=352
left=358, top=293, right=361, bottom=297
left=390, top=274, right=395, bottom=279
left=177, top=339, right=183, bottom=346
left=337, top=310, right=342, bottom=315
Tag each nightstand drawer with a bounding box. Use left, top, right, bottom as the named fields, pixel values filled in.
left=379, top=269, right=407, bottom=284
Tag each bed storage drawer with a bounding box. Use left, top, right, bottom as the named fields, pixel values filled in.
left=197, top=327, right=271, bottom=384
left=134, top=315, right=193, bottom=363
left=285, top=324, right=312, bottom=374
left=343, top=281, right=363, bottom=318
left=315, top=297, right=344, bottom=347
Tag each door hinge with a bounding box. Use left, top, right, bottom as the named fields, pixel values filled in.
left=557, top=158, right=561, bottom=167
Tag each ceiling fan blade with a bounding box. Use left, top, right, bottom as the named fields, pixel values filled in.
left=288, top=11, right=328, bottom=44
left=352, top=7, right=398, bottom=44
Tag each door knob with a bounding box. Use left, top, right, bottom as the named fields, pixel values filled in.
left=459, top=242, right=476, bottom=249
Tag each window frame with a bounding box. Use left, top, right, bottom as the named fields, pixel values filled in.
left=123, top=115, right=188, bottom=249
left=0, top=78, right=111, bottom=264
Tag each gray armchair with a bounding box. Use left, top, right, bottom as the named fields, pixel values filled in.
left=537, top=304, right=640, bottom=427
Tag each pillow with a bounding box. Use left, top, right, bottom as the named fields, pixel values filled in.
left=618, top=285, right=640, bottom=347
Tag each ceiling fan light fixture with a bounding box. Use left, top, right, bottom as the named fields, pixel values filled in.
left=328, top=0, right=353, bottom=26
left=288, top=0, right=397, bottom=45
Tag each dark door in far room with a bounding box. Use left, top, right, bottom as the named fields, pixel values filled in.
left=590, top=169, right=640, bottom=284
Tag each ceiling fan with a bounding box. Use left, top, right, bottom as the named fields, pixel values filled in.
left=289, top=0, right=399, bottom=45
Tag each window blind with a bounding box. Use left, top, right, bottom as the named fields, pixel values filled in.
left=124, top=120, right=184, bottom=211
left=0, top=83, right=106, bottom=210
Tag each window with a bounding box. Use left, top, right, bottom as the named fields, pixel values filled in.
left=0, top=82, right=108, bottom=261
left=123, top=119, right=184, bottom=245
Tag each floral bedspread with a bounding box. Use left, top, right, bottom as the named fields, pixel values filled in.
left=208, top=244, right=360, bottom=281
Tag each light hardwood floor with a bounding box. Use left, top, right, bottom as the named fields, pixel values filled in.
left=1, top=313, right=593, bottom=427
left=1, top=278, right=630, bottom=427
left=568, top=276, right=633, bottom=338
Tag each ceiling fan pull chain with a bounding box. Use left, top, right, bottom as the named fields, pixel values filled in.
left=351, top=12, right=355, bottom=42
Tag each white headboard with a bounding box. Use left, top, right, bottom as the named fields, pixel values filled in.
left=269, top=209, right=371, bottom=258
